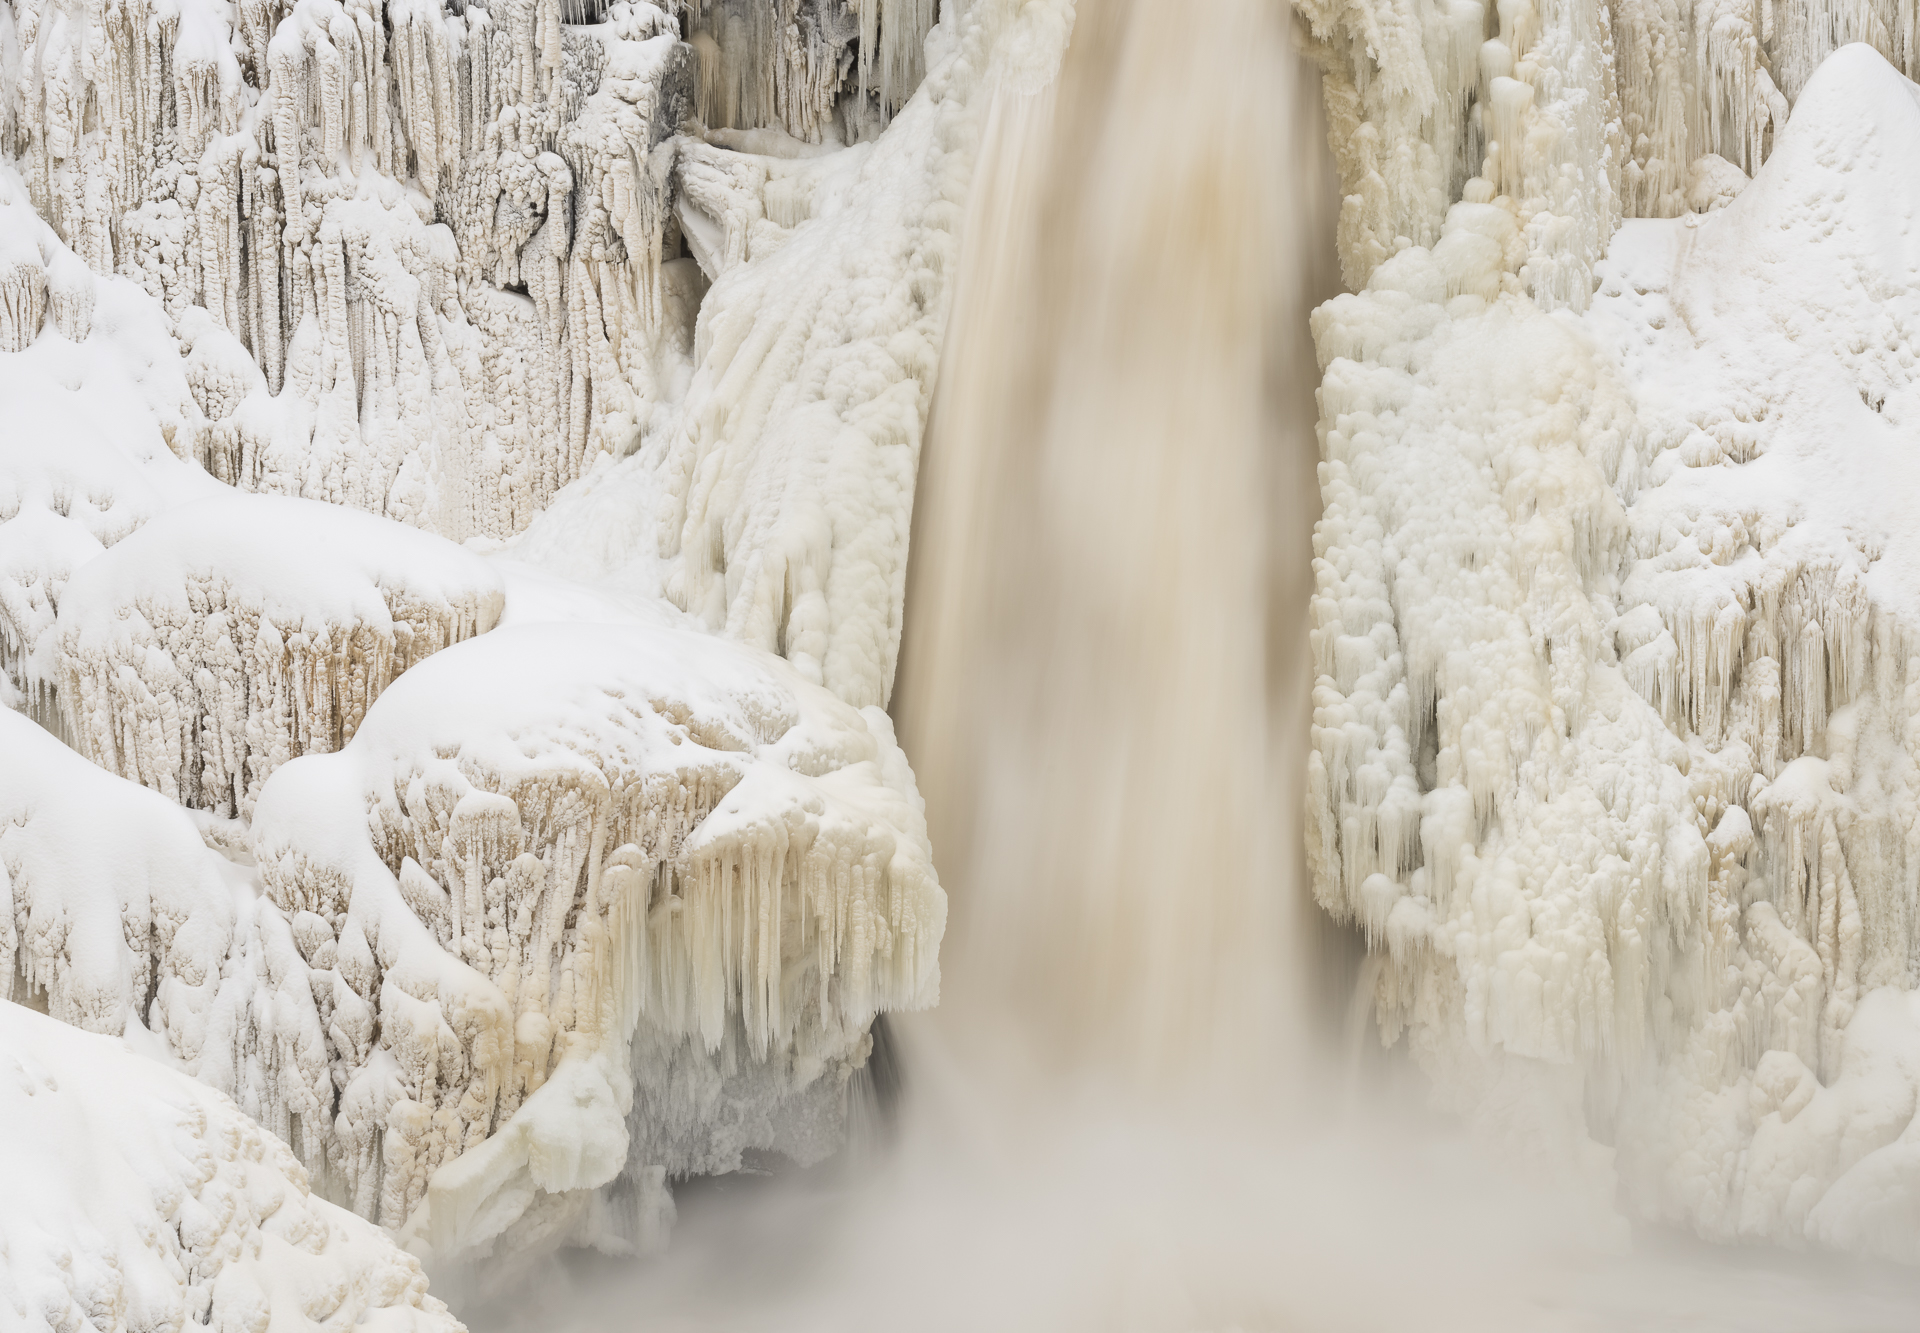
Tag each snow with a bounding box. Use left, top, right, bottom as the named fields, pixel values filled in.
left=0, top=999, right=462, bottom=1331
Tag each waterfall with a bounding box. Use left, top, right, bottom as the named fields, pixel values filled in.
left=891, top=0, right=1325, bottom=1107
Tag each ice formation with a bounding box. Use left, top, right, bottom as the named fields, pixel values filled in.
left=1, top=0, right=955, bottom=703
left=0, top=167, right=228, bottom=732
left=0, top=999, right=462, bottom=1331
left=1294, top=0, right=1806, bottom=302
left=8, top=573, right=939, bottom=1276
left=508, top=0, right=1011, bottom=708
left=1308, top=37, right=1920, bottom=1251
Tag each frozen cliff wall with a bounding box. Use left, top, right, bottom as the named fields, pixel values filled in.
left=0, top=999, right=464, bottom=1332
left=1308, top=39, right=1920, bottom=1255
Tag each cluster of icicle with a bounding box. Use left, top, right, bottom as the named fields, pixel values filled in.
left=5, top=0, right=705, bottom=539
left=1294, top=0, right=1807, bottom=302
left=7, top=579, right=940, bottom=1258
left=1306, top=29, right=1920, bottom=1257
left=0, top=1000, right=462, bottom=1333
left=679, top=0, right=934, bottom=144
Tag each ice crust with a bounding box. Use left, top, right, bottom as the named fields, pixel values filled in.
left=1310, top=40, right=1920, bottom=1250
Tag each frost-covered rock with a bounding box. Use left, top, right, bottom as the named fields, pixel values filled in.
left=0, top=999, right=462, bottom=1332
left=53, top=492, right=504, bottom=817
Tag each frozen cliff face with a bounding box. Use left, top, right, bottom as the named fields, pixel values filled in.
left=0, top=1000, right=463, bottom=1332
left=1309, top=40, right=1920, bottom=1253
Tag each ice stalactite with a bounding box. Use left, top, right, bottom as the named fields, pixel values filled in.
left=52, top=493, right=505, bottom=818
left=2, top=0, right=707, bottom=543
left=241, top=614, right=939, bottom=1253
left=675, top=0, right=937, bottom=144
left=1308, top=42, right=1920, bottom=1252
left=0, top=1002, right=463, bottom=1333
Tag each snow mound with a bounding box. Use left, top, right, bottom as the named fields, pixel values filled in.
left=246, top=615, right=941, bottom=1248
left=0, top=1000, right=462, bottom=1332
left=1, top=707, right=236, bottom=1042
left=53, top=492, right=505, bottom=817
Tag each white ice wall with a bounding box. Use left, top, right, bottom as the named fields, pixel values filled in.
left=1307, top=30, right=1920, bottom=1252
